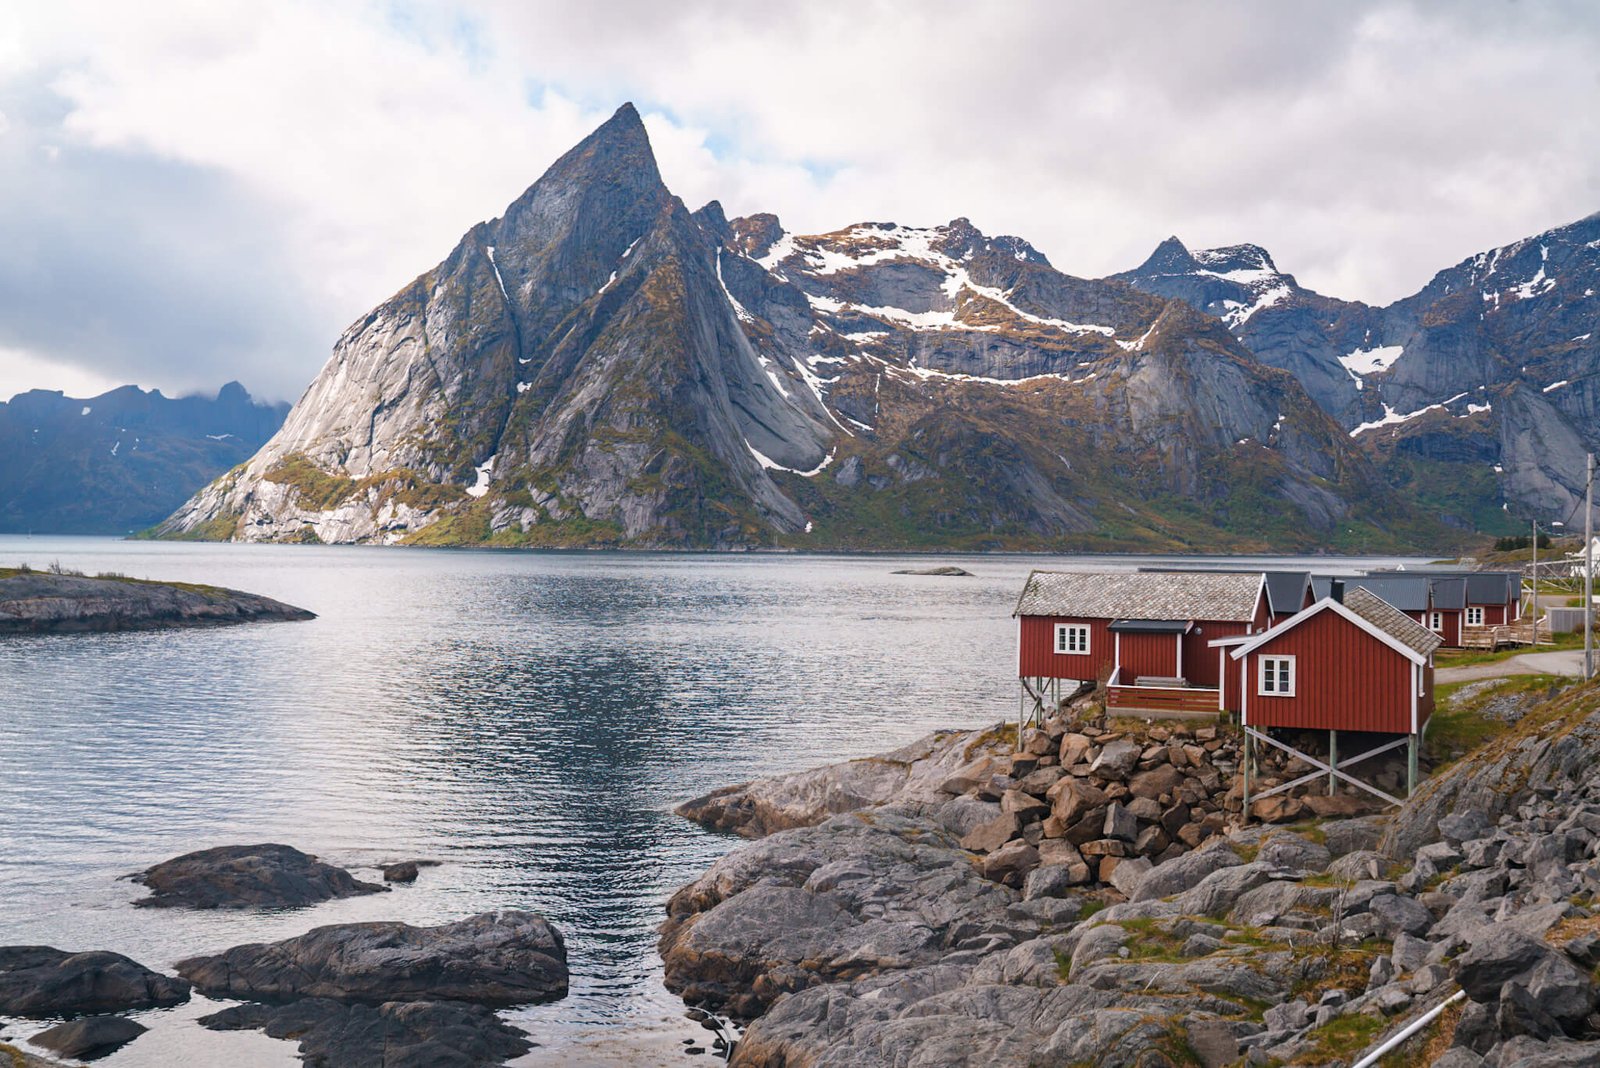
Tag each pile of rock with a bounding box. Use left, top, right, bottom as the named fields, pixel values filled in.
left=945, top=716, right=1239, bottom=894
left=664, top=678, right=1600, bottom=1066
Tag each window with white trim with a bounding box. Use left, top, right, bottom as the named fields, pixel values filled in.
left=1466, top=606, right=1484, bottom=626
left=1427, top=611, right=1443, bottom=632
left=1054, top=623, right=1090, bottom=655
left=1258, top=655, right=1295, bottom=696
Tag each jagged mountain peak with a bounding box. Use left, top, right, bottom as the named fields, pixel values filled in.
left=1191, top=242, right=1278, bottom=275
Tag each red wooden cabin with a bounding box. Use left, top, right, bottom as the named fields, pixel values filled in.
left=1014, top=570, right=1269, bottom=718
left=1213, top=586, right=1442, bottom=804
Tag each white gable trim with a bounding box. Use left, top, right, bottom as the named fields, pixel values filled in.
left=1227, top=596, right=1429, bottom=666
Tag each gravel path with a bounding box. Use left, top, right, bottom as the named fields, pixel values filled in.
left=1437, top=648, right=1586, bottom=683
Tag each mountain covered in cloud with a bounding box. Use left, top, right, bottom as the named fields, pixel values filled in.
left=154, top=104, right=1588, bottom=551
left=0, top=382, right=288, bottom=534
left=1117, top=214, right=1600, bottom=531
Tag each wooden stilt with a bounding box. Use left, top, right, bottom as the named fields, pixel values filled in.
left=1242, top=730, right=1252, bottom=823
left=1407, top=733, right=1418, bottom=797
left=1328, top=730, right=1338, bottom=796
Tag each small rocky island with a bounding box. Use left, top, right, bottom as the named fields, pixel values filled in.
left=0, top=566, right=314, bottom=633
left=666, top=678, right=1600, bottom=1066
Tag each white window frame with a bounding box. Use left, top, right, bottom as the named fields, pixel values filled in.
left=1427, top=611, right=1443, bottom=632
left=1054, top=623, right=1091, bottom=656
left=1258, top=655, right=1296, bottom=697
left=1466, top=606, right=1484, bottom=627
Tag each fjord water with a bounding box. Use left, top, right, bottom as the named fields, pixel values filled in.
left=0, top=538, right=1420, bottom=1065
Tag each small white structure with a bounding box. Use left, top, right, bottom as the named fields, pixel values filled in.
left=1568, top=538, right=1600, bottom=579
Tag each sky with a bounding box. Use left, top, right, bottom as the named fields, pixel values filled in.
left=2, top=0, right=1599, bottom=404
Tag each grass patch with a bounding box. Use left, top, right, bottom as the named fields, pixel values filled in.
left=1298, top=1012, right=1389, bottom=1064
left=1428, top=675, right=1573, bottom=764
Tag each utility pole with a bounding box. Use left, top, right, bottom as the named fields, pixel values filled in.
left=1532, top=518, right=1539, bottom=632
left=1587, top=452, right=1594, bottom=680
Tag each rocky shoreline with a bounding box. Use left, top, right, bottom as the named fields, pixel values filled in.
left=0, top=568, right=314, bottom=633
left=664, top=678, right=1600, bottom=1066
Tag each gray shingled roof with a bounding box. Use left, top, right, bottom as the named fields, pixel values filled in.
left=1014, top=570, right=1263, bottom=622
left=1343, top=587, right=1444, bottom=658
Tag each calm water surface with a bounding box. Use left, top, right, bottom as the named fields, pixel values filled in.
left=0, top=538, right=1422, bottom=1065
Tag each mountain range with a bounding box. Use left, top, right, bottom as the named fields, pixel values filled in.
left=0, top=382, right=287, bottom=534
left=151, top=104, right=1597, bottom=552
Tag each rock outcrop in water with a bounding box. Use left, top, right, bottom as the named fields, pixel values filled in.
left=30, top=1016, right=148, bottom=1060
left=0, top=945, right=190, bottom=1017
left=132, top=843, right=386, bottom=909
left=180, top=911, right=567, bottom=1067
left=178, top=911, right=568, bottom=1005
left=665, top=679, right=1600, bottom=1066
left=0, top=569, right=314, bottom=633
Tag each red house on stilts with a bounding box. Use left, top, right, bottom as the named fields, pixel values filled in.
left=1213, top=585, right=1442, bottom=804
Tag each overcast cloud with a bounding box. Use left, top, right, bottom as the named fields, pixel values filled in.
left=2, top=0, right=1598, bottom=402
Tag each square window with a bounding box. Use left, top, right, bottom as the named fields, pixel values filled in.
left=1055, top=623, right=1090, bottom=655
left=1258, top=655, right=1295, bottom=696
left=1466, top=607, right=1484, bottom=627
left=1427, top=612, right=1443, bottom=631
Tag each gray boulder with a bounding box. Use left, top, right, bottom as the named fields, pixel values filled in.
left=1130, top=844, right=1243, bottom=902
left=30, top=1016, right=147, bottom=1059
left=177, top=911, right=567, bottom=1006
left=1457, top=928, right=1555, bottom=1003
left=0, top=946, right=189, bottom=1017
left=132, top=843, right=386, bottom=909
left=1367, top=893, right=1435, bottom=938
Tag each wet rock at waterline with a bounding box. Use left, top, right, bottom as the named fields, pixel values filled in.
left=132, top=843, right=386, bottom=909
left=30, top=1016, right=148, bottom=1060
left=178, top=911, right=568, bottom=1005
left=200, top=998, right=533, bottom=1068
left=0, top=945, right=190, bottom=1017
left=890, top=566, right=974, bottom=576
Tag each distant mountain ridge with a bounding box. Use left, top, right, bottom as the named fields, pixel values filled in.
left=0, top=382, right=288, bottom=534
left=152, top=104, right=1593, bottom=551
left=1116, top=214, right=1600, bottom=530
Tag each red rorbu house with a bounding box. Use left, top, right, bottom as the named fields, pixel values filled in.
left=1013, top=570, right=1269, bottom=721
left=1211, top=586, right=1443, bottom=804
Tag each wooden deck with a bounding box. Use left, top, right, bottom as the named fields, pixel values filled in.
left=1106, top=682, right=1221, bottom=718
left=1461, top=620, right=1553, bottom=651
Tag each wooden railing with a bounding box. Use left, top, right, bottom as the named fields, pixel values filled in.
left=1461, top=620, right=1552, bottom=650
left=1107, top=683, right=1221, bottom=716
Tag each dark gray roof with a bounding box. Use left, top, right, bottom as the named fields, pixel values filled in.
left=1263, top=571, right=1312, bottom=614
left=1343, top=587, right=1444, bottom=658
left=1311, top=575, right=1334, bottom=601
left=1428, top=577, right=1467, bottom=611
left=1014, top=570, right=1263, bottom=622
left=1342, top=575, right=1431, bottom=613
left=1466, top=572, right=1519, bottom=605
left=1108, top=619, right=1190, bottom=633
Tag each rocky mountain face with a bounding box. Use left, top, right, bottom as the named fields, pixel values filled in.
left=156, top=105, right=1432, bottom=552
left=0, top=382, right=287, bottom=534
left=1118, top=216, right=1600, bottom=533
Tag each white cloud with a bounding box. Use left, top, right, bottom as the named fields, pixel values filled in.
left=3, top=0, right=1599, bottom=400
left=0, top=347, right=123, bottom=403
